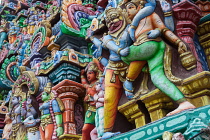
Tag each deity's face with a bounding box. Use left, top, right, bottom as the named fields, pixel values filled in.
left=126, top=3, right=139, bottom=20
left=12, top=96, right=19, bottom=105
left=41, top=92, right=50, bottom=102
left=8, top=35, right=16, bottom=44
left=106, top=9, right=125, bottom=34
left=0, top=19, right=5, bottom=25
left=42, top=14, right=46, bottom=20
left=87, top=71, right=97, bottom=83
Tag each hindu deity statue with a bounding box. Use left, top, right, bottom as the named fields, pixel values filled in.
left=2, top=113, right=12, bottom=140
left=90, top=79, right=105, bottom=139
left=88, top=0, right=196, bottom=138
left=22, top=19, right=28, bottom=35
left=9, top=95, right=26, bottom=140
left=27, top=7, right=38, bottom=35
left=8, top=20, right=20, bottom=44
left=80, top=59, right=102, bottom=140
left=88, top=7, right=133, bottom=139
left=120, top=0, right=195, bottom=115
left=0, top=18, right=8, bottom=49
left=39, top=83, right=64, bottom=140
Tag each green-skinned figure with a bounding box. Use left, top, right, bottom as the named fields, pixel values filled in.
left=39, top=83, right=64, bottom=140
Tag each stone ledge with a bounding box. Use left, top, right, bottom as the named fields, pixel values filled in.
left=110, top=105, right=210, bottom=140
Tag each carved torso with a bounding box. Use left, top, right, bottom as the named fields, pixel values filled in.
left=39, top=101, right=50, bottom=115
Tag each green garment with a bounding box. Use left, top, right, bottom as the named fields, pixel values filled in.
left=85, top=110, right=96, bottom=125
left=121, top=41, right=185, bottom=101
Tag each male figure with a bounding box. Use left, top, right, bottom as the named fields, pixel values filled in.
left=90, top=7, right=132, bottom=139
left=80, top=61, right=100, bottom=140
left=121, top=0, right=195, bottom=115
left=90, top=2, right=195, bottom=139
left=39, top=83, right=64, bottom=140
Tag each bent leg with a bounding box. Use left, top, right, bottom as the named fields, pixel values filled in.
left=124, top=61, right=147, bottom=99
left=127, top=61, right=147, bottom=80
left=39, top=126, right=45, bottom=140
left=150, top=65, right=185, bottom=101
left=121, top=41, right=159, bottom=64
left=148, top=42, right=195, bottom=115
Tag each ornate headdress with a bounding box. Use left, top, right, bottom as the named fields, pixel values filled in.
left=125, top=0, right=146, bottom=8
left=85, top=61, right=99, bottom=72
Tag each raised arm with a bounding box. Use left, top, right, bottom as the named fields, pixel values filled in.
left=81, top=69, right=89, bottom=89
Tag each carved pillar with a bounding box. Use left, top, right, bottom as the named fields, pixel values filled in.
left=173, top=1, right=203, bottom=72
left=195, top=0, right=210, bottom=17
left=140, top=89, right=175, bottom=122
left=59, top=92, right=78, bottom=135
left=118, top=101, right=146, bottom=128
left=52, top=79, right=85, bottom=139
left=197, top=20, right=210, bottom=68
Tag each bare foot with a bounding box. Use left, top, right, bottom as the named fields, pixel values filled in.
left=166, top=101, right=196, bottom=116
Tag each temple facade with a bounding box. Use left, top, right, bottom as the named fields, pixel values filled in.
left=0, top=0, right=210, bottom=139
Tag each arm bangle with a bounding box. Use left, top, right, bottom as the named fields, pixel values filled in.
left=164, top=11, right=172, bottom=17
left=117, top=48, right=123, bottom=55
left=175, top=39, right=181, bottom=46
left=130, top=25, right=137, bottom=29
left=57, top=124, right=63, bottom=127
left=161, top=27, right=169, bottom=34
left=97, top=56, right=103, bottom=61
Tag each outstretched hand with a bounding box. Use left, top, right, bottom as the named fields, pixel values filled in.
left=120, top=47, right=130, bottom=57
left=147, top=29, right=161, bottom=39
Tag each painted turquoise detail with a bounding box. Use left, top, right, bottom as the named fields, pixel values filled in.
left=129, top=131, right=145, bottom=140
left=166, top=115, right=187, bottom=127
left=147, top=129, right=152, bottom=135
left=159, top=124, right=164, bottom=130
left=153, top=127, right=158, bottom=133
left=108, top=105, right=210, bottom=140
left=183, top=117, right=208, bottom=139
left=199, top=112, right=207, bottom=119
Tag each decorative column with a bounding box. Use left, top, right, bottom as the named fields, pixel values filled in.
left=195, top=0, right=210, bottom=17
left=52, top=79, right=85, bottom=139
left=197, top=15, right=210, bottom=68
left=118, top=100, right=147, bottom=128
left=173, top=0, right=203, bottom=72
left=140, top=89, right=175, bottom=122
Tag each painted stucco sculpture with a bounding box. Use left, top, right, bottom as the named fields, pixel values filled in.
left=80, top=60, right=102, bottom=140
left=1, top=0, right=210, bottom=140
left=39, top=83, right=64, bottom=139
